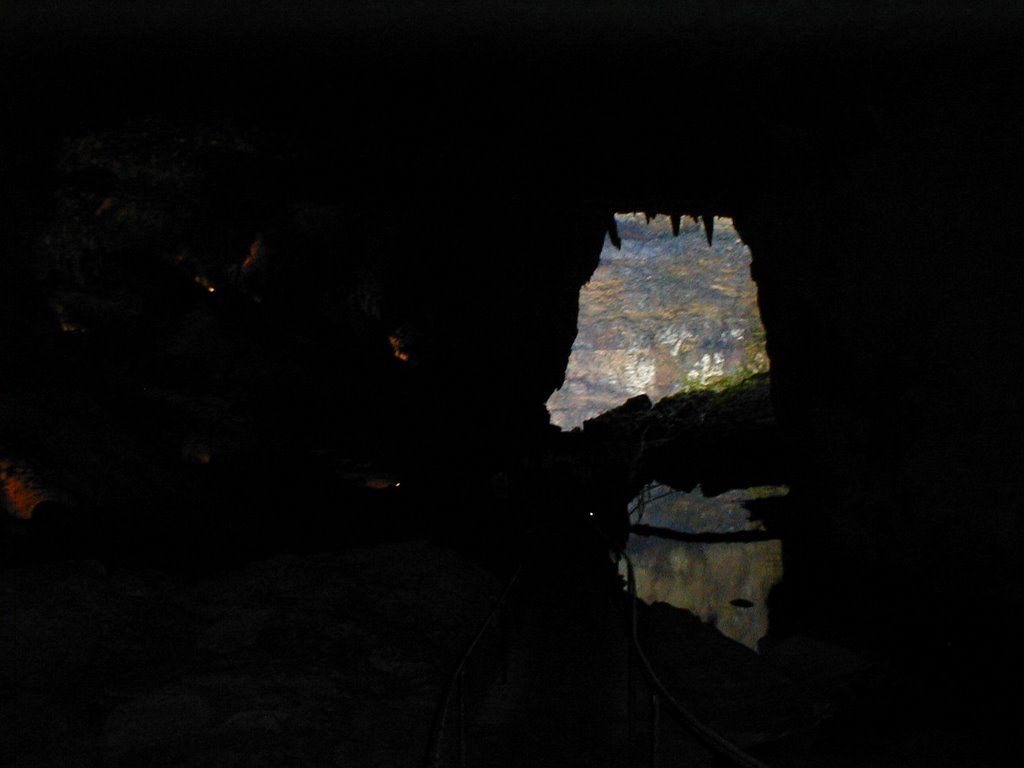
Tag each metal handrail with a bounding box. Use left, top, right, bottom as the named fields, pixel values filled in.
left=425, top=517, right=770, bottom=768
left=424, top=561, right=523, bottom=768
left=623, top=552, right=771, bottom=768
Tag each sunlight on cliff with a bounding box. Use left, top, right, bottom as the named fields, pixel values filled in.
left=547, top=214, right=767, bottom=429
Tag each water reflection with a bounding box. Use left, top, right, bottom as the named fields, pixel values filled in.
left=623, top=484, right=785, bottom=651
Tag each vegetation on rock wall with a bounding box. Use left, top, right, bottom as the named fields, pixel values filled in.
left=547, top=214, right=768, bottom=429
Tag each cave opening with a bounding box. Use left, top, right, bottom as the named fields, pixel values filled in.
left=545, top=213, right=782, bottom=649
left=546, top=213, right=768, bottom=430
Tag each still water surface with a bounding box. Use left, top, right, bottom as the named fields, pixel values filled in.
left=622, top=484, right=785, bottom=651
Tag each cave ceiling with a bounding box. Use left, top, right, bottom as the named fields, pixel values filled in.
left=6, top=2, right=1020, bottom=221
left=1, top=4, right=1021, bottom=589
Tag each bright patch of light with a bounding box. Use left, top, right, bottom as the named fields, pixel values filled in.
left=547, top=214, right=768, bottom=429
left=624, top=484, right=788, bottom=650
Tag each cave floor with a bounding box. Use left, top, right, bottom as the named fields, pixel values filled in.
left=453, top=526, right=1006, bottom=768
left=3, top=532, right=1009, bottom=767
left=1, top=542, right=501, bottom=768
left=458, top=531, right=834, bottom=768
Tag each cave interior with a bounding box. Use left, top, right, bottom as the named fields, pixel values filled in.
left=2, top=3, right=1022, bottom=766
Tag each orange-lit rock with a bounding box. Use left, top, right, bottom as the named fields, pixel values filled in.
left=388, top=334, right=410, bottom=362
left=0, top=459, right=71, bottom=521
left=94, top=196, right=115, bottom=217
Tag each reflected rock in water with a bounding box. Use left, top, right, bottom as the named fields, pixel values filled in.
left=624, top=484, right=785, bottom=651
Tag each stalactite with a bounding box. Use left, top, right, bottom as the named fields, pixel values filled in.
left=608, top=215, right=621, bottom=250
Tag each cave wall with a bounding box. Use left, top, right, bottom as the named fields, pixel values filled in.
left=1, top=4, right=1021, bottom=670
left=732, top=60, right=1024, bottom=652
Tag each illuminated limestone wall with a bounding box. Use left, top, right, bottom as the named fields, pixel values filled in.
left=547, top=214, right=767, bottom=429
left=624, top=485, right=786, bottom=651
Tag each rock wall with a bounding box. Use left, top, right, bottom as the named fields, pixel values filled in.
left=547, top=214, right=767, bottom=429
left=732, top=62, right=1024, bottom=654
left=0, top=0, right=1021, bottom=688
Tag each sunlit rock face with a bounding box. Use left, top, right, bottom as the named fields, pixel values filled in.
left=547, top=214, right=767, bottom=429
left=624, top=485, right=785, bottom=651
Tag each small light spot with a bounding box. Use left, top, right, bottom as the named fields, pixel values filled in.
left=388, top=334, right=410, bottom=362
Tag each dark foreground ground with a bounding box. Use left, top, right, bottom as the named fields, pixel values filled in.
left=4, top=524, right=1016, bottom=767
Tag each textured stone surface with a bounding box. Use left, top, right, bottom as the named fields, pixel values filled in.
left=547, top=215, right=767, bottom=429
left=0, top=542, right=500, bottom=768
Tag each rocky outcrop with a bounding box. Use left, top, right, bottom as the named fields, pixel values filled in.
left=731, top=62, right=1024, bottom=654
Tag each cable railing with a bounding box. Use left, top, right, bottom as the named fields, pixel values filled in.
left=423, top=561, right=523, bottom=768
left=622, top=551, right=771, bottom=768
left=424, top=509, right=772, bottom=768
